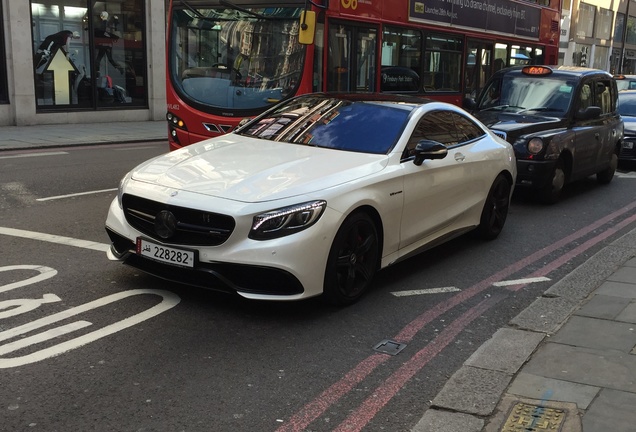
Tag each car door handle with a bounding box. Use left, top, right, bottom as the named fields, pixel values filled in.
left=454, top=152, right=465, bottom=162
left=595, top=133, right=600, bottom=139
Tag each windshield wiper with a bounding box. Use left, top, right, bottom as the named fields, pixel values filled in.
left=516, top=107, right=555, bottom=114
left=480, top=104, right=510, bottom=112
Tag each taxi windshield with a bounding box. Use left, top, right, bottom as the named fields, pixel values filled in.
left=169, top=4, right=304, bottom=112
left=479, top=75, right=575, bottom=114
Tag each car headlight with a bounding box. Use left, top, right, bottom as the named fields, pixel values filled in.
left=117, top=172, right=132, bottom=209
left=249, top=200, right=327, bottom=240
left=527, top=137, right=544, bottom=155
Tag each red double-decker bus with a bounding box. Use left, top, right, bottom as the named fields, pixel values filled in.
left=166, top=0, right=560, bottom=150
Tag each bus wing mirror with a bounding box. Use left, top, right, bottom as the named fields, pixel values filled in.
left=298, top=11, right=316, bottom=45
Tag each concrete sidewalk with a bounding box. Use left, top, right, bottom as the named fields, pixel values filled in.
left=413, top=227, right=636, bottom=432
left=0, top=120, right=166, bottom=151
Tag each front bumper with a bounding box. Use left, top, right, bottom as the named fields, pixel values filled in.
left=514, top=159, right=558, bottom=189
left=105, top=196, right=338, bottom=301
left=619, top=138, right=636, bottom=160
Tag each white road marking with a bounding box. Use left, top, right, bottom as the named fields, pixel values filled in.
left=0, top=151, right=68, bottom=159
left=36, top=188, right=117, bottom=201
left=616, top=171, right=636, bottom=178
left=493, top=276, right=551, bottom=287
left=0, top=265, right=58, bottom=294
left=391, top=287, right=460, bottom=297
left=0, top=227, right=109, bottom=252
left=0, top=289, right=180, bottom=368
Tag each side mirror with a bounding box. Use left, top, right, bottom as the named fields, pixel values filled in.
left=463, top=97, right=477, bottom=110
left=298, top=11, right=316, bottom=45
left=575, top=106, right=602, bottom=120
left=413, top=140, right=448, bottom=166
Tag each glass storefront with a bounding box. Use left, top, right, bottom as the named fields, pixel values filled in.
left=31, top=0, right=146, bottom=110
left=0, top=1, right=8, bottom=104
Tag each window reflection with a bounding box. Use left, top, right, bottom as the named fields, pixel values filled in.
left=31, top=0, right=146, bottom=110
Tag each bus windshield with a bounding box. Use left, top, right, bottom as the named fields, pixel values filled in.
left=169, top=3, right=305, bottom=112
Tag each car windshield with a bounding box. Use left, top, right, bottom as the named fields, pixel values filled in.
left=237, top=96, right=412, bottom=154
left=618, top=93, right=636, bottom=116
left=479, top=75, right=575, bottom=114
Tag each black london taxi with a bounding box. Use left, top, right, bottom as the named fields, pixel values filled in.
left=465, top=66, right=623, bottom=203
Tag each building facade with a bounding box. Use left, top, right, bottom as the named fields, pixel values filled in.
left=560, top=0, right=636, bottom=74
left=0, top=0, right=166, bottom=126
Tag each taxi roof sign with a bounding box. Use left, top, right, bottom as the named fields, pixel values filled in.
left=522, top=66, right=553, bottom=76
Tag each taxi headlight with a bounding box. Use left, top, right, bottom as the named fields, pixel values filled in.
left=250, top=200, right=327, bottom=240
left=527, top=138, right=544, bottom=155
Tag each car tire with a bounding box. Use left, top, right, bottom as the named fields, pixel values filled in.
left=323, top=212, right=379, bottom=306
left=476, top=174, right=511, bottom=240
left=540, top=158, right=565, bottom=204
left=596, top=152, right=618, bottom=184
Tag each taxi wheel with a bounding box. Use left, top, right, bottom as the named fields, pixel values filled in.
left=540, top=159, right=565, bottom=204
left=597, top=152, right=618, bottom=184
left=323, top=212, right=379, bottom=306
left=476, top=174, right=511, bottom=240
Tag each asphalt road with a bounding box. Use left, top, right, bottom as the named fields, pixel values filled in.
left=1, top=143, right=636, bottom=432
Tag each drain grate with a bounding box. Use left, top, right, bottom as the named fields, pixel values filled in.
left=373, top=339, right=407, bottom=356
left=501, top=402, right=566, bottom=431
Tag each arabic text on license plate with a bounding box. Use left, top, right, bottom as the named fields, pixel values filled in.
left=624, top=142, right=634, bottom=150
left=137, top=238, right=195, bottom=268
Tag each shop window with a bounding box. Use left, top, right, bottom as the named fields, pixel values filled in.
left=0, top=1, right=8, bottom=104
left=31, top=0, right=146, bottom=111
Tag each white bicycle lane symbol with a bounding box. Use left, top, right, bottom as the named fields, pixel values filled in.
left=0, top=264, right=180, bottom=368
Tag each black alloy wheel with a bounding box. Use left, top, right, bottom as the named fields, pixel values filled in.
left=476, top=174, right=511, bottom=240
left=323, top=212, right=379, bottom=306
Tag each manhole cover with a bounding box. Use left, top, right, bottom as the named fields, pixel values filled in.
left=501, top=402, right=566, bottom=431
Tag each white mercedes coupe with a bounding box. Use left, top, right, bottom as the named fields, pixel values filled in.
left=105, top=93, right=516, bottom=305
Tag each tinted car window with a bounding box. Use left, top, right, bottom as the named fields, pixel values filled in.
left=404, top=110, right=485, bottom=158
left=239, top=97, right=411, bottom=154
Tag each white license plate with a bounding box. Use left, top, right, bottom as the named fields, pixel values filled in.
left=624, top=142, right=634, bottom=150
left=136, top=238, right=195, bottom=268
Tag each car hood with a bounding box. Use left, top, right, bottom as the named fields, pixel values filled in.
left=475, top=111, right=564, bottom=136
left=130, top=135, right=389, bottom=202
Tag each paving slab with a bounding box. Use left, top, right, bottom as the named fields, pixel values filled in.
left=522, top=343, right=636, bottom=393
left=582, top=388, right=636, bottom=432
left=506, top=372, right=600, bottom=409
left=411, top=409, right=483, bottom=432
left=575, top=294, right=631, bottom=320
left=431, top=366, right=511, bottom=416
left=464, top=328, right=544, bottom=374
left=607, top=266, right=636, bottom=284
left=616, top=301, right=636, bottom=323
left=595, top=280, right=636, bottom=298
left=509, top=296, right=580, bottom=333
left=549, top=315, right=636, bottom=352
